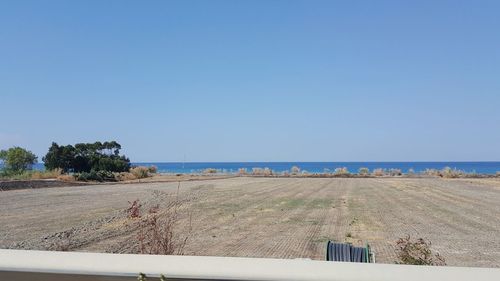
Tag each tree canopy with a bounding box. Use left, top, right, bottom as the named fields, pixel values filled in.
left=0, top=147, right=38, bottom=173
left=43, top=141, right=130, bottom=173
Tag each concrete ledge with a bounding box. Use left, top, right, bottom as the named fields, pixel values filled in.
left=0, top=249, right=499, bottom=281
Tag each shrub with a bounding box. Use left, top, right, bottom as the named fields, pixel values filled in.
left=263, top=167, right=273, bottom=176
left=423, top=169, right=440, bottom=177
left=203, top=168, right=217, bottom=174
left=135, top=199, right=191, bottom=255
left=334, top=167, right=350, bottom=176
left=31, top=168, right=63, bottom=179
left=440, top=167, right=462, bottom=178
left=372, top=168, right=386, bottom=177
left=57, top=174, right=76, bottom=182
left=115, top=172, right=137, bottom=181
left=148, top=165, right=158, bottom=174
left=358, top=167, right=370, bottom=176
left=127, top=199, right=142, bottom=218
left=76, top=170, right=116, bottom=182
left=252, top=167, right=264, bottom=175
left=395, top=235, right=446, bottom=266
left=388, top=168, right=402, bottom=176
left=131, top=166, right=150, bottom=179
left=291, top=166, right=300, bottom=175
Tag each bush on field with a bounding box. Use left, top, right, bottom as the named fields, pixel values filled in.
left=203, top=168, right=217, bottom=174
left=372, top=168, right=386, bottom=177
left=291, top=166, right=300, bottom=175
left=396, top=235, right=446, bottom=266
left=388, top=168, right=402, bottom=176
left=334, top=167, right=350, bottom=176
left=252, top=167, right=263, bottom=175
left=76, top=170, right=116, bottom=182
left=57, top=174, right=76, bottom=182
left=358, top=167, right=370, bottom=176
left=30, top=168, right=63, bottom=179
left=423, top=169, right=440, bottom=177
left=439, top=167, right=462, bottom=178
left=263, top=167, right=273, bottom=176
left=115, top=172, right=138, bottom=181
left=147, top=165, right=158, bottom=174
left=131, top=166, right=150, bottom=179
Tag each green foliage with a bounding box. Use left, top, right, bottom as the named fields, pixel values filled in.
left=76, top=170, right=116, bottom=182
left=43, top=141, right=130, bottom=173
left=0, top=146, right=38, bottom=173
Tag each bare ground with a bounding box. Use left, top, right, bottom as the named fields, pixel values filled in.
left=0, top=177, right=499, bottom=267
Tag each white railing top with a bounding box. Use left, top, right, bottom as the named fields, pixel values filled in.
left=0, top=249, right=499, bottom=281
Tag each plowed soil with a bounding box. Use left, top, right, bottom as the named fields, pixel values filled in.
left=1, top=177, right=499, bottom=267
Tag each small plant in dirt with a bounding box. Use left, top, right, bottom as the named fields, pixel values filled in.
left=136, top=202, right=191, bottom=255
left=131, top=166, right=151, bottom=179
left=388, top=168, right=402, bottom=176
left=130, top=189, right=192, bottom=255
left=372, top=168, right=385, bottom=177
left=395, top=235, right=446, bottom=266
left=334, top=167, right=350, bottom=176
left=128, top=199, right=142, bottom=218
left=358, top=167, right=370, bottom=176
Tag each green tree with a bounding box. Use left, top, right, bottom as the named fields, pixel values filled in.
left=42, top=141, right=130, bottom=173
left=0, top=147, right=38, bottom=173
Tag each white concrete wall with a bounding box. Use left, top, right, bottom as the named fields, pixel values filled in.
left=0, top=249, right=499, bottom=281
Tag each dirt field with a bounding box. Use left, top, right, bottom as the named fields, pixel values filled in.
left=1, top=177, right=499, bottom=267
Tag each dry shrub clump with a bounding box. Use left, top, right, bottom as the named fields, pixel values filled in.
left=423, top=169, right=440, bottom=177
left=396, top=235, right=446, bottom=266
left=372, top=168, right=386, bottom=177
left=115, top=172, right=137, bottom=181
left=263, top=167, right=273, bottom=176
left=148, top=165, right=158, bottom=174
left=440, top=167, right=462, bottom=178
left=131, top=166, right=150, bottom=179
left=333, top=167, right=350, bottom=176
left=358, top=167, right=370, bottom=176
left=388, top=168, right=402, bottom=176
left=203, top=168, right=217, bottom=174
left=252, top=167, right=264, bottom=175
left=135, top=201, right=191, bottom=255
left=291, top=166, right=300, bottom=175
left=127, top=199, right=142, bottom=218
left=57, top=174, right=76, bottom=182
left=31, top=168, right=63, bottom=179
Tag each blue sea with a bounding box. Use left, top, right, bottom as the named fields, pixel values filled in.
left=130, top=162, right=500, bottom=175
left=23, top=162, right=500, bottom=175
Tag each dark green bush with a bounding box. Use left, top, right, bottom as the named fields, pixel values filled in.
left=76, top=170, right=116, bottom=182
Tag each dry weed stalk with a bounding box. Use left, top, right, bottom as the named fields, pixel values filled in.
left=395, top=235, right=446, bottom=266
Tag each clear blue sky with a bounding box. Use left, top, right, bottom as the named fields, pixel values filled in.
left=1, top=0, right=499, bottom=162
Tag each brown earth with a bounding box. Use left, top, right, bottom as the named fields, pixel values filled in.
left=0, top=177, right=499, bottom=267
